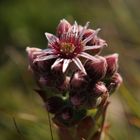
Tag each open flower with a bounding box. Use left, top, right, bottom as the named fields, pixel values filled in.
left=29, top=19, right=107, bottom=74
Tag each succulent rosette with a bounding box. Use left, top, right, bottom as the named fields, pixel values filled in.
left=26, top=19, right=122, bottom=139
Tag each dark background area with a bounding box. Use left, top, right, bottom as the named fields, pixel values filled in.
left=0, top=0, right=140, bottom=139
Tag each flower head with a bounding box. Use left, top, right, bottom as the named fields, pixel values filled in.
left=29, top=19, right=107, bottom=74
left=26, top=19, right=123, bottom=128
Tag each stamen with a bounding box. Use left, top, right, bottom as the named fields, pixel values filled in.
left=60, top=42, right=76, bottom=54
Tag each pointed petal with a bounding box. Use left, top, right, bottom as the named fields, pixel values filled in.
left=73, top=21, right=78, bottom=33
left=42, top=48, right=54, bottom=53
left=79, top=22, right=90, bottom=40
left=72, top=58, right=86, bottom=74
left=26, top=47, right=42, bottom=53
left=82, top=28, right=101, bottom=44
left=33, top=48, right=54, bottom=56
left=35, top=49, right=55, bottom=58
left=83, top=45, right=103, bottom=51
left=60, top=19, right=71, bottom=25
left=51, top=58, right=63, bottom=69
left=32, top=51, right=43, bottom=55
left=34, top=54, right=58, bottom=62
left=62, top=59, right=71, bottom=73
left=45, top=32, right=58, bottom=44
left=79, top=52, right=99, bottom=62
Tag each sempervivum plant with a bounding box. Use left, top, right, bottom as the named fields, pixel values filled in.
left=26, top=19, right=122, bottom=140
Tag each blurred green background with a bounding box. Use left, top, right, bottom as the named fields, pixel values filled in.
left=0, top=0, right=140, bottom=139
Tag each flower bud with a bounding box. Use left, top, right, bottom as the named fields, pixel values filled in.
left=91, top=82, right=108, bottom=97
left=84, top=56, right=107, bottom=83
left=51, top=62, right=66, bottom=86
left=61, top=107, right=73, bottom=121
left=51, top=61, right=63, bottom=75
left=38, top=76, right=53, bottom=87
left=26, top=47, right=54, bottom=76
left=45, top=96, right=64, bottom=114
left=57, top=76, right=70, bottom=92
left=26, top=47, right=42, bottom=62
left=105, top=53, right=118, bottom=77
left=36, top=60, right=54, bottom=75
left=69, top=90, right=88, bottom=107
left=26, top=47, right=41, bottom=73
left=83, top=29, right=98, bottom=45
left=70, top=71, right=89, bottom=92
left=56, top=19, right=71, bottom=37
left=107, top=73, right=123, bottom=94
left=55, top=106, right=74, bottom=122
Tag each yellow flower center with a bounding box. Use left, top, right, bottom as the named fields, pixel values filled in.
left=60, top=42, right=76, bottom=55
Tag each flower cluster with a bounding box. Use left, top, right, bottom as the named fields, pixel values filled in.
left=26, top=19, right=122, bottom=127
